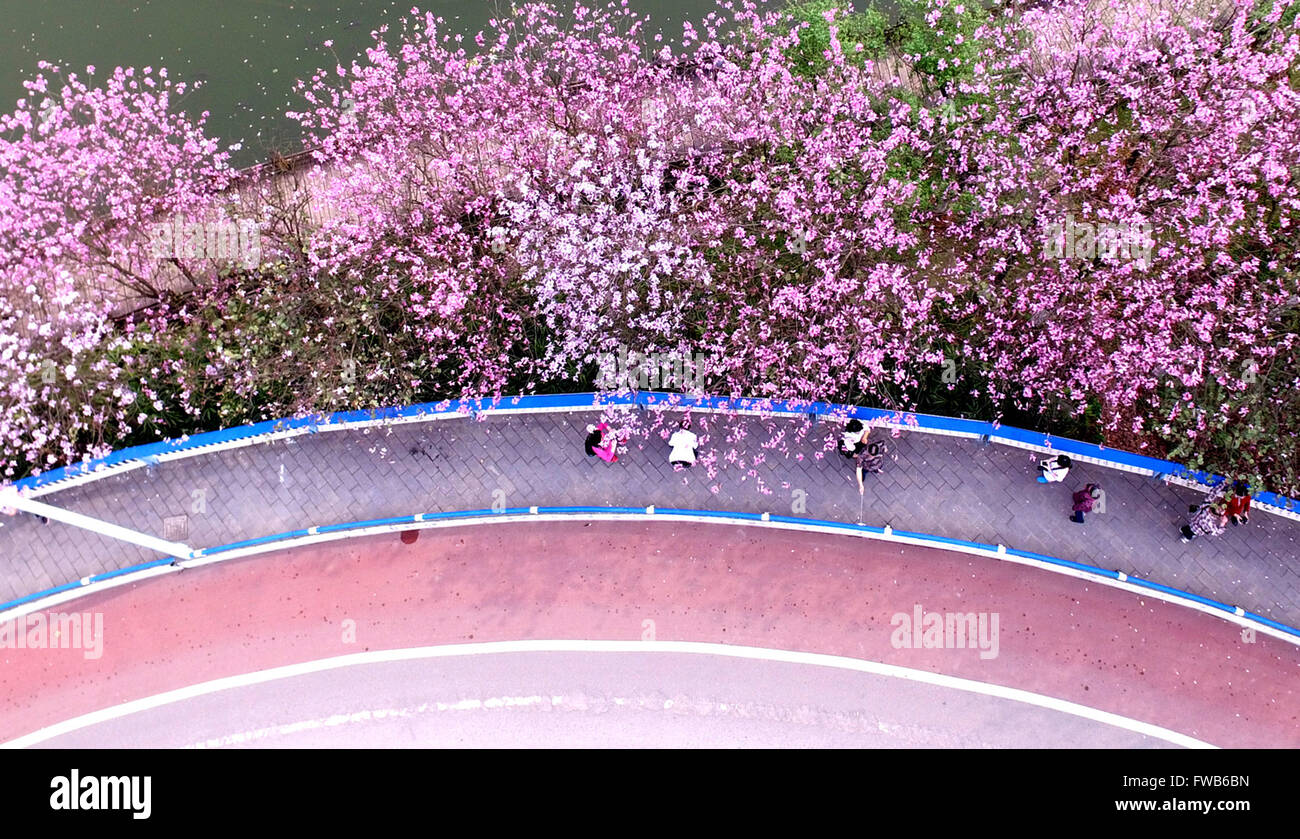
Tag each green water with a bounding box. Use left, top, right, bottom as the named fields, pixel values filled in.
left=1, top=0, right=738, bottom=167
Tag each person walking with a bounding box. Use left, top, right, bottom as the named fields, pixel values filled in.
left=1181, top=483, right=1229, bottom=542
left=1069, top=483, right=1101, bottom=524
left=668, top=418, right=699, bottom=468
left=840, top=419, right=868, bottom=459
left=1037, top=455, right=1072, bottom=483
left=1226, top=480, right=1252, bottom=527
left=584, top=422, right=619, bottom=464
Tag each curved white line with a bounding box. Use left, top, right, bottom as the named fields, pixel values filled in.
left=1, top=640, right=1216, bottom=749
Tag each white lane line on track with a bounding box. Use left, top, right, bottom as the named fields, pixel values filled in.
left=2, top=640, right=1216, bottom=749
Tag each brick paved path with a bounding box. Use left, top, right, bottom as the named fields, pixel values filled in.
left=2, top=409, right=1298, bottom=626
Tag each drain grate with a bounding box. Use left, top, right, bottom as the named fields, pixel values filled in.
left=163, top=514, right=189, bottom=541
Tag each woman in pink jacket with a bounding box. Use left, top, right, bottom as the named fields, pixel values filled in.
left=584, top=422, right=620, bottom=464
left=1069, top=483, right=1102, bottom=524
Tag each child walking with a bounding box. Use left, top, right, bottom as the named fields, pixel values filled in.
left=1226, top=481, right=1252, bottom=527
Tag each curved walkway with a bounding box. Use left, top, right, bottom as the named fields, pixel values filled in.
left=2, top=404, right=1299, bottom=627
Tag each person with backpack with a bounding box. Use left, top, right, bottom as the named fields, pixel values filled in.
left=1069, top=483, right=1102, bottom=524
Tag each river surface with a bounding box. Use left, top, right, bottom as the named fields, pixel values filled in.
left=0, top=0, right=756, bottom=167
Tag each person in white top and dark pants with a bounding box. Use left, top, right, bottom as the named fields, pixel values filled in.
left=1037, top=454, right=1072, bottom=483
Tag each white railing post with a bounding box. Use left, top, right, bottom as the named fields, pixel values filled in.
left=1, top=486, right=193, bottom=561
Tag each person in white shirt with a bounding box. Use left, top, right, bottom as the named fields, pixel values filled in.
left=1036, top=455, right=1072, bottom=483
left=668, top=419, right=699, bottom=468
left=840, top=419, right=867, bottom=458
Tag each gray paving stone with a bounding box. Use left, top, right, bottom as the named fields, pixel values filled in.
left=2, top=408, right=1299, bottom=631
